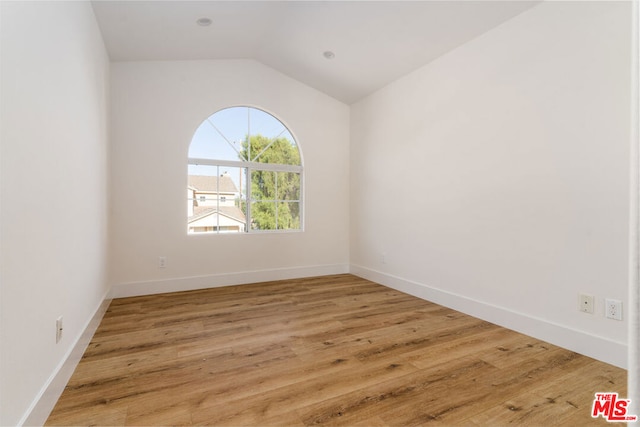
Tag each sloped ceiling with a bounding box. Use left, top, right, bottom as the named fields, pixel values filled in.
left=92, top=1, right=540, bottom=104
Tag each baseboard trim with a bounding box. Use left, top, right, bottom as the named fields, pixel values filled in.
left=350, top=264, right=627, bottom=369
left=109, top=264, right=351, bottom=299
left=21, top=294, right=112, bottom=427
left=19, top=263, right=625, bottom=426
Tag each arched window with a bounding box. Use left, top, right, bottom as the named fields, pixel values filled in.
left=187, top=107, right=303, bottom=234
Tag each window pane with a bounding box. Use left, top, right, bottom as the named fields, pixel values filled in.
left=251, top=201, right=276, bottom=230
left=250, top=108, right=287, bottom=139
left=188, top=165, right=247, bottom=234
left=218, top=166, right=247, bottom=234
left=188, top=106, right=303, bottom=234
left=208, top=107, right=250, bottom=161
left=188, top=122, right=218, bottom=160
left=250, top=135, right=300, bottom=165
left=276, top=202, right=301, bottom=230
left=276, top=172, right=300, bottom=200
left=250, top=170, right=276, bottom=200
left=189, top=116, right=245, bottom=162
left=188, top=165, right=217, bottom=233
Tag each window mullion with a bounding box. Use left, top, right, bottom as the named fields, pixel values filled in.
left=246, top=166, right=252, bottom=233
left=216, top=165, right=220, bottom=233
left=247, top=107, right=251, bottom=163
left=189, top=158, right=301, bottom=173
left=189, top=158, right=245, bottom=168
left=207, top=118, right=244, bottom=160
left=247, top=162, right=302, bottom=173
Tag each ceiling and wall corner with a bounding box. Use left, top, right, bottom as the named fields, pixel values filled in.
left=91, top=0, right=541, bottom=104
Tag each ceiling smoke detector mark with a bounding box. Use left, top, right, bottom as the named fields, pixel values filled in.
left=196, top=17, right=212, bottom=27
left=323, top=51, right=335, bottom=60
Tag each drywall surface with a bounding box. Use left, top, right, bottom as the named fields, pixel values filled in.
left=0, top=2, right=110, bottom=425
left=350, top=1, right=631, bottom=367
left=109, top=60, right=350, bottom=295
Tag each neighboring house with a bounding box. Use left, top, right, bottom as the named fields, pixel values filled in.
left=188, top=173, right=246, bottom=233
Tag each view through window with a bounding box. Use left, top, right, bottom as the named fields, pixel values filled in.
left=188, top=107, right=303, bottom=234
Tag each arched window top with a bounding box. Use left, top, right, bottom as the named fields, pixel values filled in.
left=187, top=107, right=303, bottom=234
left=189, top=106, right=301, bottom=166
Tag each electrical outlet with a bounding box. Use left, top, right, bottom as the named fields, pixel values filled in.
left=605, top=298, right=622, bottom=320
left=56, top=316, right=63, bottom=343
left=579, top=294, right=594, bottom=314
left=159, top=256, right=167, bottom=268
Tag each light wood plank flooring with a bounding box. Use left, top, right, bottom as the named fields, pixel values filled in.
left=46, top=274, right=627, bottom=426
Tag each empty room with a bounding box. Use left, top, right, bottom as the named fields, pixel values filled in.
left=1, top=0, right=638, bottom=425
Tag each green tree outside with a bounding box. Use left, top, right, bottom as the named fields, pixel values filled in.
left=239, top=135, right=301, bottom=230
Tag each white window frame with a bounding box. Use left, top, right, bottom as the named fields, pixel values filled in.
left=187, top=107, right=304, bottom=234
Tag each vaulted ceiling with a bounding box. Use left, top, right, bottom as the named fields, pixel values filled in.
left=91, top=1, right=540, bottom=104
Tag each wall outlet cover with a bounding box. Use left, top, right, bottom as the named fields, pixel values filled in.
left=579, top=294, right=594, bottom=314
left=56, top=316, right=63, bottom=343
left=605, top=298, right=622, bottom=321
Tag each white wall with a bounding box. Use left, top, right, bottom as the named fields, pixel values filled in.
left=0, top=1, right=110, bottom=425
left=0, top=3, right=631, bottom=424
left=350, top=1, right=631, bottom=368
left=109, top=60, right=350, bottom=296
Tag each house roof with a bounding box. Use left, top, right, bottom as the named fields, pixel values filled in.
left=188, top=174, right=239, bottom=194
left=188, top=205, right=246, bottom=224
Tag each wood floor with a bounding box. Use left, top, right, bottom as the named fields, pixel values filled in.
left=46, top=274, right=627, bottom=426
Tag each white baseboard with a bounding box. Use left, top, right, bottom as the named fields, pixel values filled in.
left=21, top=294, right=112, bottom=427
left=19, top=263, right=625, bottom=427
left=350, top=264, right=627, bottom=369
left=109, top=264, right=350, bottom=298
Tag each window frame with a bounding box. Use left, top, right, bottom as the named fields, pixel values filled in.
left=187, top=106, right=304, bottom=235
